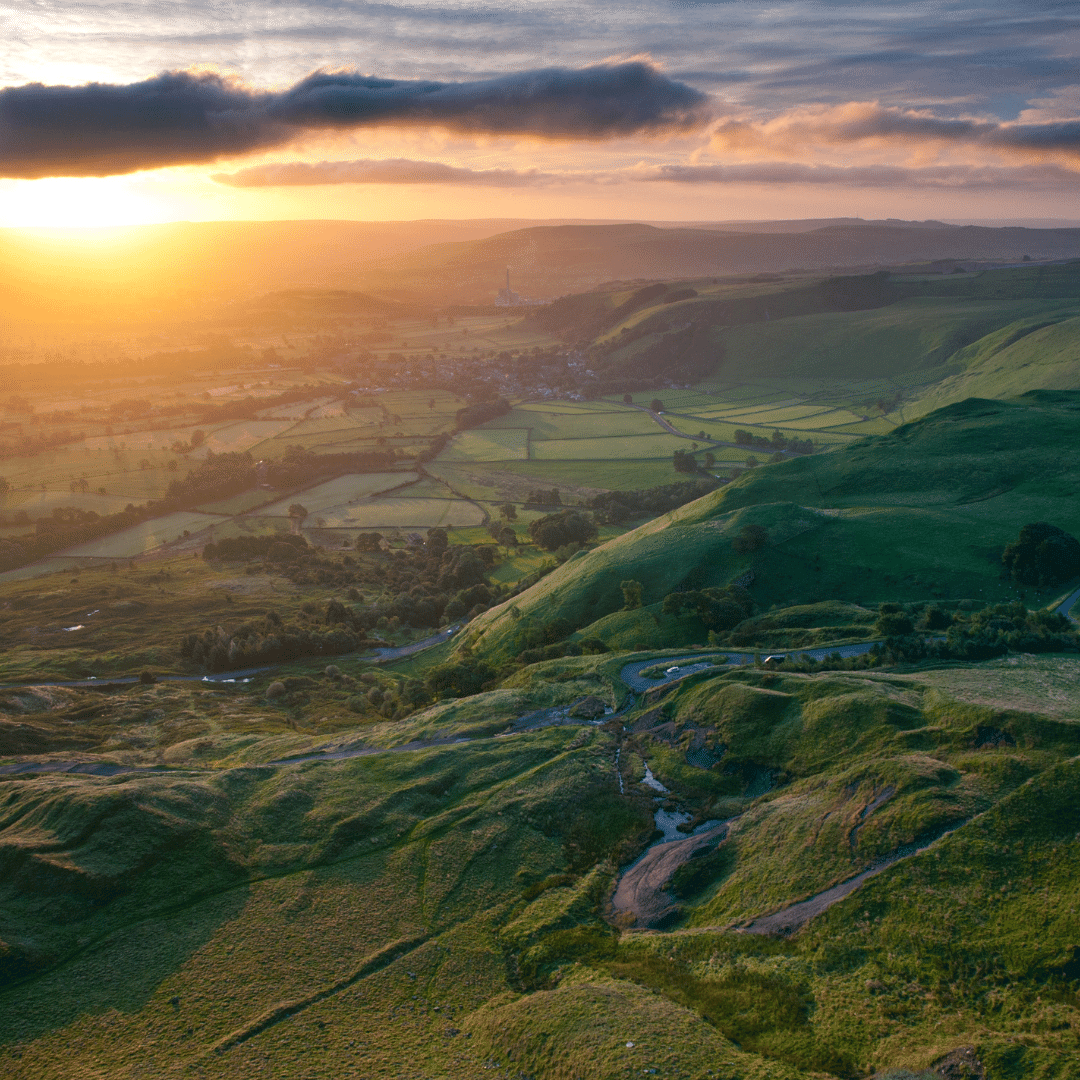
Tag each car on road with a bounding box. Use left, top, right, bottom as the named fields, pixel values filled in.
left=665, top=665, right=681, bottom=675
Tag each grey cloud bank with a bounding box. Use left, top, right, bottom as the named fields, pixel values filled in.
left=0, top=63, right=708, bottom=179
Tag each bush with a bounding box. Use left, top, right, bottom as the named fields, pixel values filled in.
left=266, top=681, right=287, bottom=700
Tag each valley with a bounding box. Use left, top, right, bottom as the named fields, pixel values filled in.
left=1, top=232, right=1079, bottom=1079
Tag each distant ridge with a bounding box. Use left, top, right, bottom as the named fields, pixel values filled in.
left=4, top=217, right=1080, bottom=324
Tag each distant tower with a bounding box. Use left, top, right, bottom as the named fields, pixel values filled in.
left=496, top=266, right=521, bottom=307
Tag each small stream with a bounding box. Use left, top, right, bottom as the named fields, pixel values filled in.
left=640, top=763, right=720, bottom=844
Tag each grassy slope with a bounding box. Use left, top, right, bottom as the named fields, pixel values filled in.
left=717, top=298, right=1077, bottom=382
left=912, top=314, right=1080, bottom=415
left=463, top=393, right=1080, bottom=662
left=2, top=651, right=1078, bottom=1078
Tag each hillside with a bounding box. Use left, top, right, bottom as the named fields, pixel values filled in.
left=1, top=577, right=1078, bottom=1078
left=517, top=260, right=1080, bottom=394
left=461, top=393, right=1080, bottom=662
left=8, top=220, right=1080, bottom=332
left=355, top=222, right=1080, bottom=305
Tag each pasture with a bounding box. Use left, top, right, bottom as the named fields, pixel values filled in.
left=56, top=511, right=224, bottom=559
left=439, top=428, right=529, bottom=462
left=316, top=497, right=484, bottom=529
left=259, top=472, right=418, bottom=517
left=530, top=433, right=688, bottom=460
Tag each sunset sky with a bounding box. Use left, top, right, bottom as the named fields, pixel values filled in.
left=2, top=0, right=1078, bottom=227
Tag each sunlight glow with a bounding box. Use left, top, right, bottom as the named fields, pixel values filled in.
left=0, top=177, right=174, bottom=228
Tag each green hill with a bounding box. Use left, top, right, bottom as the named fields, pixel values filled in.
left=2, top=639, right=1078, bottom=1078
left=911, top=314, right=1080, bottom=415
left=523, top=260, right=1080, bottom=393
left=462, top=393, right=1080, bottom=662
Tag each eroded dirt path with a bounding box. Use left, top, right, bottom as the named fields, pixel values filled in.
left=610, top=821, right=729, bottom=927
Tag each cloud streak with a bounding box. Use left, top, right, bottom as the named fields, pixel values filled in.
left=213, top=158, right=558, bottom=187
left=0, top=62, right=709, bottom=179
left=211, top=155, right=1080, bottom=192
left=639, top=161, right=1080, bottom=189
left=710, top=101, right=1080, bottom=158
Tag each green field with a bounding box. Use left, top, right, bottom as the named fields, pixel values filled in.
left=530, top=433, right=690, bottom=460
left=315, top=496, right=485, bottom=529
left=439, top=428, right=530, bottom=462
left=58, top=511, right=224, bottom=559
left=486, top=406, right=659, bottom=440
left=259, top=472, right=418, bottom=517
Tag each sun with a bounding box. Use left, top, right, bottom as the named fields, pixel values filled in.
left=0, top=176, right=173, bottom=229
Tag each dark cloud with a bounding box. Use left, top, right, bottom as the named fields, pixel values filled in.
left=213, top=158, right=556, bottom=187
left=0, top=62, right=709, bottom=179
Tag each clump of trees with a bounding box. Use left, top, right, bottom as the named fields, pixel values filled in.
left=661, top=584, right=754, bottom=632
left=586, top=479, right=718, bottom=525
left=734, top=429, right=814, bottom=455
left=528, top=509, right=598, bottom=551
left=877, top=601, right=1078, bottom=663
left=181, top=619, right=381, bottom=672
left=1002, top=522, right=1080, bottom=585
left=673, top=448, right=700, bottom=473
left=455, top=397, right=511, bottom=431
left=524, top=488, right=562, bottom=508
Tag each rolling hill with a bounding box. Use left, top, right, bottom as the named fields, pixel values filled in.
left=461, top=392, right=1080, bottom=663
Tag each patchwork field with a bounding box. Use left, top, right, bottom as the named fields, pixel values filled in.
left=313, top=497, right=484, bottom=529
left=259, top=472, right=418, bottom=518
left=57, top=511, right=224, bottom=559
left=439, top=428, right=530, bottom=462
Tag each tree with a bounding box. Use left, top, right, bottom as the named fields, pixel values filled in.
left=1002, top=522, right=1080, bottom=585
left=498, top=526, right=518, bottom=549
left=0, top=477, right=8, bottom=496
left=620, top=579, right=643, bottom=610
left=649, top=399, right=664, bottom=413
left=190, top=430, right=206, bottom=448
left=623, top=393, right=633, bottom=404
left=499, top=502, right=517, bottom=521
left=426, top=526, right=449, bottom=557
left=673, top=449, right=697, bottom=473
left=703, top=452, right=716, bottom=469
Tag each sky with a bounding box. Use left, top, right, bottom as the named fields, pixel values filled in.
left=1, top=0, right=1078, bottom=226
